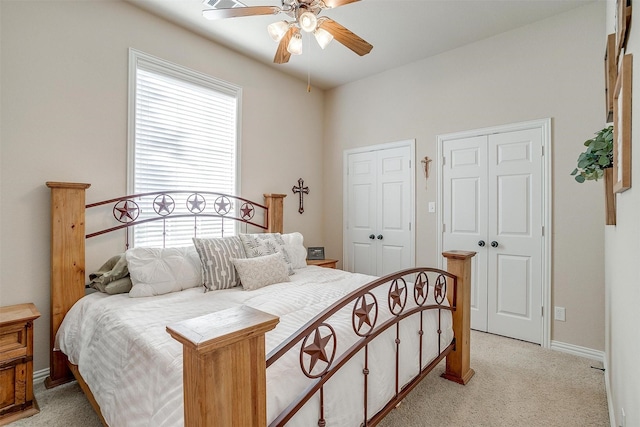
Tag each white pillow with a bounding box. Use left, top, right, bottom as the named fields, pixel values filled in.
left=126, top=246, right=201, bottom=297
left=230, top=252, right=290, bottom=291
left=281, top=232, right=307, bottom=269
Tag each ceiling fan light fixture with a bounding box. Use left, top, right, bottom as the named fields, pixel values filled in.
left=268, top=21, right=289, bottom=42
left=314, top=27, right=333, bottom=49
left=299, top=11, right=318, bottom=33
left=287, top=32, right=303, bottom=55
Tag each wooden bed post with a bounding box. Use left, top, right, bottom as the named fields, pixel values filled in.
left=167, top=306, right=279, bottom=427
left=44, top=182, right=91, bottom=389
left=441, top=250, right=476, bottom=385
left=264, top=193, right=286, bottom=233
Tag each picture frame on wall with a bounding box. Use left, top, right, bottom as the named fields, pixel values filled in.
left=616, top=0, right=632, bottom=55
left=605, top=33, right=617, bottom=123
left=613, top=53, right=632, bottom=193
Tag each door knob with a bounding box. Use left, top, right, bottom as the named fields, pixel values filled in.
left=369, top=234, right=375, bottom=239
left=377, top=234, right=383, bottom=240
left=478, top=240, right=485, bottom=247
left=491, top=241, right=499, bottom=248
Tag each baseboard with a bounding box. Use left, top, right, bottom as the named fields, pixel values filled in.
left=603, top=354, right=616, bottom=427
left=33, top=367, right=49, bottom=383
left=550, top=340, right=604, bottom=362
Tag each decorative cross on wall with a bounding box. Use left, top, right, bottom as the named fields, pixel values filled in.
left=292, top=178, right=309, bottom=214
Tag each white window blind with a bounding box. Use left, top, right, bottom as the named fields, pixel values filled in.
left=128, top=49, right=241, bottom=247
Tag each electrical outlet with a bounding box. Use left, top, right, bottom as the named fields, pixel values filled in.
left=554, top=306, right=566, bottom=321
left=428, top=202, right=436, bottom=213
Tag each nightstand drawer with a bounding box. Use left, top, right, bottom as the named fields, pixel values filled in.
left=0, top=323, right=28, bottom=359
left=0, top=303, right=39, bottom=425
left=0, top=363, right=27, bottom=411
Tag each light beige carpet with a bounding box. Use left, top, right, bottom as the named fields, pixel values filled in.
left=13, top=331, right=608, bottom=426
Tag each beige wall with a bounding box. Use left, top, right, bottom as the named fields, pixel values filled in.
left=0, top=0, right=621, bottom=405
left=0, top=0, right=325, bottom=371
left=323, top=3, right=606, bottom=351
left=605, top=0, right=640, bottom=425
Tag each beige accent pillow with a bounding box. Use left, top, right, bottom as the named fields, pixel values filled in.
left=230, top=252, right=290, bottom=291
left=239, top=233, right=294, bottom=274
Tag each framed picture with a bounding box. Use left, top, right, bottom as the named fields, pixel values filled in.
left=307, top=247, right=325, bottom=260
left=613, top=53, right=632, bottom=193
left=605, top=33, right=617, bottom=123
left=616, top=0, right=632, bottom=55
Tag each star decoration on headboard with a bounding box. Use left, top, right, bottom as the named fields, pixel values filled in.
left=240, top=202, right=255, bottom=220
left=153, top=194, right=175, bottom=216
left=187, top=193, right=206, bottom=214
left=214, top=196, right=231, bottom=215
left=113, top=200, right=140, bottom=223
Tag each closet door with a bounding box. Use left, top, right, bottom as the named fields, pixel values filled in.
left=346, top=150, right=378, bottom=276
left=376, top=146, right=412, bottom=276
left=442, top=135, right=489, bottom=332
left=345, top=145, right=413, bottom=276
left=487, top=129, right=542, bottom=344
left=442, top=127, right=543, bottom=344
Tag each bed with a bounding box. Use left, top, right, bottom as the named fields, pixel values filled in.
left=44, top=182, right=475, bottom=426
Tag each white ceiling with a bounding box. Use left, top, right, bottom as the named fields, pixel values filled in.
left=128, top=0, right=596, bottom=90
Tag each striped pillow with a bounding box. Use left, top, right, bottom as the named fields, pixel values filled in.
left=192, top=236, right=246, bottom=291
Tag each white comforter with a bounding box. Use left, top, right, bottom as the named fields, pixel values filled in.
left=57, top=266, right=453, bottom=426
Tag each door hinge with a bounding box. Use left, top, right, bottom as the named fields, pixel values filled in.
left=442, top=223, right=446, bottom=233
left=442, top=156, right=446, bottom=166
left=542, top=226, right=544, bottom=236
left=541, top=306, right=544, bottom=317
left=541, top=146, right=544, bottom=157
left=409, top=222, right=412, bottom=231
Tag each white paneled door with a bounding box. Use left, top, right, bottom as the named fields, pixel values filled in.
left=442, top=127, right=544, bottom=344
left=345, top=143, right=414, bottom=276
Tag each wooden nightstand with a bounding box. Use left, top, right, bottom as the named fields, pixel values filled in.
left=306, top=259, right=338, bottom=269
left=0, top=303, right=40, bottom=425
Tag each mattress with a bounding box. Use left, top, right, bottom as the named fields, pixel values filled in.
left=56, top=266, right=453, bottom=426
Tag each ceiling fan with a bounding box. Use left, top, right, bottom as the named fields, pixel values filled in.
left=203, top=0, right=373, bottom=64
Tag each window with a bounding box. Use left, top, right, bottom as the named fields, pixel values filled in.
left=128, top=49, right=241, bottom=247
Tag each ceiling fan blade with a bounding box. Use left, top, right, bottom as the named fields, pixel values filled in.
left=203, top=6, right=281, bottom=20
left=274, top=27, right=296, bottom=64
left=323, top=0, right=360, bottom=8
left=318, top=18, right=373, bottom=56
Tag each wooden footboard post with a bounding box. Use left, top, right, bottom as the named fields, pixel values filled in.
left=44, top=182, right=91, bottom=388
left=167, top=306, right=279, bottom=426
left=441, top=250, right=476, bottom=385
left=264, top=194, right=286, bottom=233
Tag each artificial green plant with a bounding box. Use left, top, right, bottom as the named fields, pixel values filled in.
left=570, top=126, right=613, bottom=183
